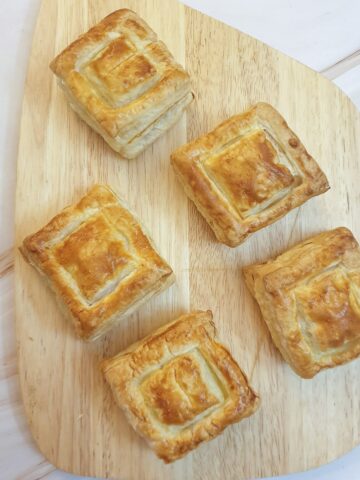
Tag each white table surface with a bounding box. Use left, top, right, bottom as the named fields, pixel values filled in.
left=1, top=1, right=360, bottom=479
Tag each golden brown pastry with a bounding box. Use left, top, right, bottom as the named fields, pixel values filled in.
left=171, top=102, right=329, bottom=247
left=101, top=310, right=259, bottom=462
left=50, top=9, right=193, bottom=159
left=243, top=227, right=360, bottom=378
left=20, top=185, right=174, bottom=341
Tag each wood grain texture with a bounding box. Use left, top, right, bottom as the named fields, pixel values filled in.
left=15, top=1, right=360, bottom=479
left=0, top=248, right=14, bottom=278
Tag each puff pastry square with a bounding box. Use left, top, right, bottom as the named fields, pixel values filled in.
left=20, top=185, right=174, bottom=341
left=50, top=9, right=193, bottom=159
left=171, top=103, right=329, bottom=247
left=244, top=227, right=360, bottom=378
left=102, top=310, right=259, bottom=462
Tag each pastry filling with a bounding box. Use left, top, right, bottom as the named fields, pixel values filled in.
left=83, top=37, right=160, bottom=108
left=140, top=348, right=226, bottom=428
left=53, top=213, right=137, bottom=303
left=204, top=129, right=302, bottom=218
left=296, top=269, right=360, bottom=353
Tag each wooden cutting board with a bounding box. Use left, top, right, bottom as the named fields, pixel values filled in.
left=15, top=0, right=360, bottom=478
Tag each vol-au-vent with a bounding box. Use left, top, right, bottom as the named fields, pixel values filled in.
left=20, top=185, right=174, bottom=341
left=244, top=227, right=360, bottom=378
left=101, top=310, right=259, bottom=463
left=50, top=9, right=193, bottom=159
left=171, top=102, right=329, bottom=247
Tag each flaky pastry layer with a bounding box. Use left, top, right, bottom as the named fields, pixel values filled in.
left=244, top=227, right=360, bottom=378
left=102, top=310, right=259, bottom=462
left=171, top=102, right=329, bottom=246
left=20, top=184, right=174, bottom=341
left=50, top=9, right=193, bottom=158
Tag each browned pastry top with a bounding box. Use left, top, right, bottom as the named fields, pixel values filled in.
left=21, top=185, right=174, bottom=340
left=172, top=102, right=329, bottom=246
left=50, top=9, right=193, bottom=158
left=102, top=311, right=259, bottom=462
left=244, top=227, right=360, bottom=378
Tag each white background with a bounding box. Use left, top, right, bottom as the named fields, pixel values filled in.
left=1, top=1, right=360, bottom=479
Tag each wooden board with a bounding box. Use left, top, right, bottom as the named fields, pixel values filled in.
left=15, top=0, right=360, bottom=478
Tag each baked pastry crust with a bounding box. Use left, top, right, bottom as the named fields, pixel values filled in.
left=171, top=102, right=329, bottom=247
left=50, top=9, right=193, bottom=159
left=243, top=227, right=360, bottom=378
left=101, top=310, right=259, bottom=462
left=20, top=184, right=174, bottom=341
